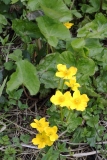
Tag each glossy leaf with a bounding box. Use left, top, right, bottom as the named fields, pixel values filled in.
left=57, top=51, right=95, bottom=76
left=77, top=13, right=107, bottom=38
left=6, top=60, right=40, bottom=95
left=8, top=49, right=23, bottom=62
left=37, top=53, right=59, bottom=88
left=0, top=14, right=7, bottom=25
left=36, top=16, right=71, bottom=47
left=27, top=0, right=40, bottom=11
left=71, top=38, right=85, bottom=50
left=12, top=19, right=42, bottom=42
left=40, top=0, right=71, bottom=22
left=81, top=0, right=100, bottom=13
left=96, top=72, right=107, bottom=93
left=42, top=146, right=59, bottom=160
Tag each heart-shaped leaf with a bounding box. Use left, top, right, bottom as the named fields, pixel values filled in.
left=6, top=60, right=40, bottom=95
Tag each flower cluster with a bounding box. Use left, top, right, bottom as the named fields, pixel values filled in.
left=30, top=118, right=58, bottom=149
left=63, top=22, right=74, bottom=29
left=50, top=64, right=89, bottom=111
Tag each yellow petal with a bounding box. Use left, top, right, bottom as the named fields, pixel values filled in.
left=64, top=22, right=74, bottom=29
left=57, top=64, right=66, bottom=71
left=56, top=71, right=65, bottom=78
left=69, top=67, right=77, bottom=76
left=30, top=122, right=37, bottom=128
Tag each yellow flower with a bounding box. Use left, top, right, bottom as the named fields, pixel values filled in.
left=65, top=77, right=80, bottom=91
left=56, top=64, right=77, bottom=79
left=64, top=22, right=74, bottom=29
left=45, top=126, right=58, bottom=141
left=30, top=118, right=49, bottom=133
left=50, top=90, right=71, bottom=107
left=70, top=90, right=89, bottom=111
left=32, top=132, right=53, bottom=149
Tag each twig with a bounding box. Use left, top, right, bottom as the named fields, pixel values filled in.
left=0, top=121, right=6, bottom=132
left=21, top=143, right=38, bottom=149
left=58, top=130, right=68, bottom=138
left=59, top=140, right=107, bottom=145
left=73, top=150, right=100, bottom=158
left=2, top=117, right=36, bottom=135
left=60, top=150, right=100, bottom=158
left=70, top=0, right=75, bottom=10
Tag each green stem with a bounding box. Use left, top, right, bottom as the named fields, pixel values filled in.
left=60, top=107, right=63, bottom=121
left=57, top=79, right=61, bottom=90
left=70, top=0, right=75, bottom=10
left=66, top=111, right=71, bottom=122
left=50, top=45, right=54, bottom=53
left=100, top=0, right=103, bottom=12
left=61, top=79, right=65, bottom=93
left=47, top=43, right=48, bottom=54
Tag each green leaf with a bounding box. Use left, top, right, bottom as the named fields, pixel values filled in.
left=87, top=137, right=96, bottom=147
left=64, top=0, right=71, bottom=5
left=18, top=101, right=28, bottom=110
left=8, top=49, right=23, bottom=62
left=0, top=25, right=2, bottom=33
left=37, top=53, right=59, bottom=89
left=57, top=51, right=75, bottom=67
left=71, top=10, right=82, bottom=18
left=37, top=16, right=71, bottom=47
left=67, top=115, right=82, bottom=132
left=40, top=0, right=71, bottom=22
left=4, top=61, right=15, bottom=71
left=9, top=89, right=23, bottom=100
left=0, top=96, right=6, bottom=104
left=0, top=14, right=7, bottom=25
left=42, top=146, right=59, bottom=160
left=57, top=142, right=68, bottom=152
left=20, top=134, right=30, bottom=144
left=57, top=51, right=95, bottom=76
left=11, top=0, right=18, bottom=4
left=89, top=0, right=100, bottom=9
left=27, top=0, right=40, bottom=11
left=77, top=13, right=107, bottom=38
left=6, top=60, right=40, bottom=95
left=87, top=115, right=99, bottom=128
left=81, top=0, right=100, bottom=13
left=102, top=2, right=107, bottom=10
left=12, top=19, right=42, bottom=43
left=2, top=0, right=11, bottom=4
left=85, top=38, right=103, bottom=59
left=71, top=38, right=85, bottom=50
left=76, top=57, right=95, bottom=75
left=72, top=128, right=83, bottom=143
left=96, top=72, right=107, bottom=93
left=102, top=49, right=107, bottom=70
left=80, top=86, right=99, bottom=97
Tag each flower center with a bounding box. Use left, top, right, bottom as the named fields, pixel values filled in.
left=40, top=137, right=46, bottom=142
left=74, top=98, right=81, bottom=105
left=59, top=96, right=65, bottom=103
left=48, top=132, right=52, bottom=136
left=37, top=122, right=42, bottom=127
left=64, top=70, right=69, bottom=76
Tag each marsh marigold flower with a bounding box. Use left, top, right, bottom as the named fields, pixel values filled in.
left=45, top=126, right=58, bottom=141
left=64, top=22, right=74, bottom=29
left=30, top=118, right=49, bottom=133
left=70, top=90, right=89, bottom=111
left=56, top=64, right=77, bottom=79
left=65, top=77, right=80, bottom=91
left=32, top=132, right=53, bottom=149
left=50, top=90, right=71, bottom=107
